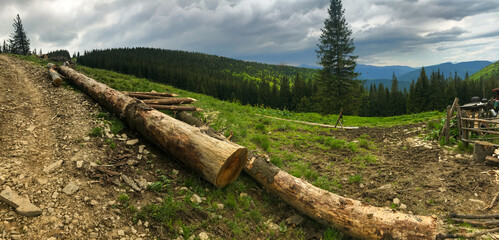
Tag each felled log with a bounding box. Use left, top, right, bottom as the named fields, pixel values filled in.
left=485, top=156, right=499, bottom=166
left=244, top=155, right=438, bottom=239
left=142, top=97, right=197, bottom=105
left=147, top=105, right=200, bottom=111
left=174, top=113, right=438, bottom=239
left=57, top=66, right=248, bottom=187
left=122, top=91, right=178, bottom=99
left=46, top=63, right=62, bottom=86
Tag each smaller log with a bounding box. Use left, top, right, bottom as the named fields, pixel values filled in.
left=142, top=97, right=197, bottom=105
left=485, top=156, right=499, bottom=166
left=47, top=63, right=62, bottom=86
left=473, top=141, right=495, bottom=162
left=147, top=104, right=200, bottom=111
left=122, top=91, right=178, bottom=98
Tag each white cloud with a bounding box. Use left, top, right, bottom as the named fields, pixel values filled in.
left=0, top=0, right=498, bottom=66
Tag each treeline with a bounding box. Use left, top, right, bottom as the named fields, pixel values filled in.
left=77, top=47, right=499, bottom=116
left=78, top=47, right=318, bottom=111
left=359, top=68, right=499, bottom=117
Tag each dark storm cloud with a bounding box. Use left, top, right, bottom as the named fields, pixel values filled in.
left=0, top=0, right=498, bottom=66
left=372, top=0, right=499, bottom=21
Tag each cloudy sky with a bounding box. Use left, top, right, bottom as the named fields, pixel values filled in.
left=1, top=0, right=498, bottom=67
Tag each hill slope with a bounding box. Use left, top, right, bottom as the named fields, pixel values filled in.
left=469, top=60, right=499, bottom=81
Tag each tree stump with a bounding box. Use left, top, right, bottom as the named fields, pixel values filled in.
left=473, top=141, right=495, bottom=162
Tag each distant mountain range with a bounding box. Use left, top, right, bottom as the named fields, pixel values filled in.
left=300, top=61, right=493, bottom=91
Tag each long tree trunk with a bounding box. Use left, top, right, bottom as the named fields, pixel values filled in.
left=147, top=105, right=199, bottom=111
left=175, top=112, right=439, bottom=239
left=142, top=97, right=197, bottom=105
left=57, top=66, right=248, bottom=187
left=244, top=155, right=438, bottom=239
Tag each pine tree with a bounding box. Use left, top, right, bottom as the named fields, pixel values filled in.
left=2, top=40, right=8, bottom=53
left=315, top=0, right=361, bottom=115
left=9, top=14, right=30, bottom=55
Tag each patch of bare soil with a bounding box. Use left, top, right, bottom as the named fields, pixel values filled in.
left=315, top=125, right=498, bottom=217
left=0, top=55, right=169, bottom=239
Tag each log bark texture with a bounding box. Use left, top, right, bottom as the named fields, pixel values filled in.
left=142, top=97, right=197, bottom=105
left=47, top=63, right=62, bottom=86
left=57, top=66, right=248, bottom=187
left=147, top=105, right=199, bottom=111
left=122, top=92, right=178, bottom=99
left=244, top=154, right=438, bottom=240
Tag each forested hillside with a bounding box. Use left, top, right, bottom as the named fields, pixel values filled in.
left=77, top=47, right=497, bottom=117
left=78, top=48, right=318, bottom=111
left=469, top=60, right=499, bottom=82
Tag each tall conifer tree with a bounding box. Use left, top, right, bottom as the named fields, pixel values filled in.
left=9, top=14, right=30, bottom=55
left=316, top=0, right=361, bottom=114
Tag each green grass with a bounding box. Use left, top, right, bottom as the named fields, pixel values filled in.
left=17, top=55, right=449, bottom=240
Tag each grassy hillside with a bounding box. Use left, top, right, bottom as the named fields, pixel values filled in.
left=469, top=60, right=499, bottom=81
left=20, top=54, right=444, bottom=239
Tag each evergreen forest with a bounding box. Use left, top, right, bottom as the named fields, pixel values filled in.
left=77, top=47, right=499, bottom=117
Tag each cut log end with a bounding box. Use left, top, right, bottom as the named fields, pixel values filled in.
left=52, top=78, right=62, bottom=86
left=215, top=147, right=248, bottom=187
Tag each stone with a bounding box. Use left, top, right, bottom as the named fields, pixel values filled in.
left=43, top=160, right=63, bottom=174
left=190, top=194, right=202, bottom=204
left=90, top=232, right=99, bottom=238
left=90, top=200, right=98, bottom=206
left=135, top=178, right=148, bottom=190
left=285, top=214, right=305, bottom=226
left=216, top=203, right=224, bottom=210
left=0, top=186, right=42, bottom=217
left=62, top=182, right=79, bottom=195
left=76, top=161, right=84, bottom=168
left=52, top=191, right=59, bottom=199
left=239, top=192, right=248, bottom=198
left=393, top=198, right=400, bottom=205
left=117, top=230, right=125, bottom=236
left=121, top=174, right=141, bottom=191
left=138, top=145, right=146, bottom=153
left=126, top=139, right=139, bottom=146
left=399, top=204, right=407, bottom=209
left=264, top=220, right=279, bottom=232
left=198, top=232, right=209, bottom=240
left=172, top=169, right=179, bottom=176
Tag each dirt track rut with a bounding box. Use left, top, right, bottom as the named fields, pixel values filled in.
left=0, top=55, right=150, bottom=239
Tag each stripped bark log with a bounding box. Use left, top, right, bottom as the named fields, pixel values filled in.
left=244, top=154, right=438, bottom=239
left=175, top=113, right=439, bottom=239
left=122, top=91, right=178, bottom=99
left=147, top=104, right=200, bottom=111
left=142, top=97, right=198, bottom=105
left=46, top=63, right=62, bottom=86
left=57, top=66, right=248, bottom=187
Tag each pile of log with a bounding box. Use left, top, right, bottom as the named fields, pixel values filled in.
left=121, top=91, right=201, bottom=112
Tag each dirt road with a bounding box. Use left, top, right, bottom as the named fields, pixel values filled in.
left=0, top=55, right=151, bottom=239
